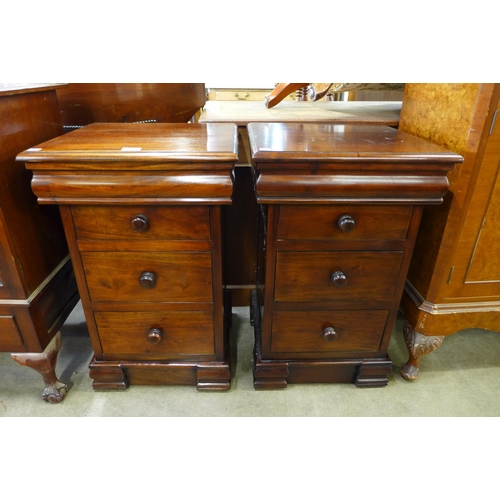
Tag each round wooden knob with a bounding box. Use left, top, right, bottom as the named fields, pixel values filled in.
left=338, top=215, right=355, bottom=233
left=131, top=214, right=150, bottom=232
left=139, top=271, right=156, bottom=289
left=331, top=271, right=347, bottom=287
left=323, top=327, right=337, bottom=341
left=147, top=328, right=162, bottom=344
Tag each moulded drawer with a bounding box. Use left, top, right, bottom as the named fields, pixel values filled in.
left=271, top=309, right=389, bottom=355
left=95, top=310, right=215, bottom=358
left=274, top=251, right=403, bottom=302
left=72, top=205, right=211, bottom=241
left=81, top=251, right=213, bottom=302
left=277, top=205, right=412, bottom=241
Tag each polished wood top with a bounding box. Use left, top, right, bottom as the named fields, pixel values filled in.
left=18, top=123, right=239, bottom=166
left=199, top=100, right=402, bottom=126
left=248, top=123, right=463, bottom=166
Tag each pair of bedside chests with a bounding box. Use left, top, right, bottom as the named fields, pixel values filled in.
left=18, top=122, right=462, bottom=393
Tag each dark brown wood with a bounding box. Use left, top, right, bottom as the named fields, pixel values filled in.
left=56, top=83, right=206, bottom=128
left=249, top=122, right=461, bottom=388
left=399, top=84, right=500, bottom=379
left=19, top=123, right=237, bottom=392
left=0, top=85, right=79, bottom=403
left=200, top=100, right=403, bottom=306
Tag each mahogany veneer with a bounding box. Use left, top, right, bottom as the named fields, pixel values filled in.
left=248, top=122, right=462, bottom=388
left=18, top=123, right=238, bottom=391
left=0, top=84, right=79, bottom=403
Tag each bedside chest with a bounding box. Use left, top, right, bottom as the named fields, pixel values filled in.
left=18, top=123, right=238, bottom=391
left=248, top=122, right=462, bottom=388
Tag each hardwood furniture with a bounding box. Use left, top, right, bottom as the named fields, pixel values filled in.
left=0, top=84, right=79, bottom=403
left=398, top=83, right=500, bottom=380
left=199, top=100, right=402, bottom=306
left=55, top=83, right=206, bottom=129
left=248, top=122, right=462, bottom=388
left=18, top=122, right=238, bottom=391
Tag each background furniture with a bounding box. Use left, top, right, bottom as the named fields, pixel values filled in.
left=199, top=100, right=402, bottom=306
left=248, top=122, right=461, bottom=388
left=19, top=123, right=237, bottom=391
left=398, top=83, right=500, bottom=380
left=264, top=83, right=405, bottom=108
left=55, top=83, right=206, bottom=129
left=0, top=84, right=79, bottom=403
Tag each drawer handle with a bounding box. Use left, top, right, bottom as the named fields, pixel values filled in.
left=331, top=271, right=347, bottom=287
left=323, top=327, right=337, bottom=341
left=338, top=215, right=355, bottom=233
left=139, top=271, right=157, bottom=289
left=131, top=214, right=150, bottom=232
left=147, top=328, right=163, bottom=344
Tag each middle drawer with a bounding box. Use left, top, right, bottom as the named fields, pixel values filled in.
left=81, top=251, right=213, bottom=302
left=274, top=251, right=403, bottom=303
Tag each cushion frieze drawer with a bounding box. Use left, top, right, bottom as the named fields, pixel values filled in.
left=95, top=310, right=215, bottom=359
left=278, top=205, right=412, bottom=241
left=72, top=205, right=210, bottom=241
left=81, top=251, right=213, bottom=302
left=274, top=251, right=404, bottom=303
left=271, top=310, right=389, bottom=356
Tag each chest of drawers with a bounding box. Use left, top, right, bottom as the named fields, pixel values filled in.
left=18, top=123, right=238, bottom=391
left=248, top=122, right=462, bottom=388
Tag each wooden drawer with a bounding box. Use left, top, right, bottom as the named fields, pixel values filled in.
left=81, top=251, right=213, bottom=302
left=271, top=310, right=389, bottom=355
left=0, top=315, right=24, bottom=352
left=274, top=251, right=403, bottom=302
left=95, top=310, right=215, bottom=358
left=278, top=205, right=412, bottom=241
left=72, top=205, right=210, bottom=241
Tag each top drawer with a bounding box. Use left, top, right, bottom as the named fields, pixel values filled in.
left=277, top=205, right=412, bottom=241
left=72, top=206, right=210, bottom=241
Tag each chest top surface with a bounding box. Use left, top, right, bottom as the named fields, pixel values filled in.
left=247, top=122, right=463, bottom=167
left=17, top=122, right=238, bottom=167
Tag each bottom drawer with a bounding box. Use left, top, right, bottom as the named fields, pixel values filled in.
left=0, top=315, right=24, bottom=352
left=271, top=310, right=389, bottom=356
left=95, top=311, right=215, bottom=359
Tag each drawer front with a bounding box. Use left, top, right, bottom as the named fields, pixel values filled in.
left=278, top=205, right=412, bottom=241
left=271, top=310, right=388, bottom=355
left=274, top=251, right=403, bottom=302
left=72, top=205, right=210, bottom=241
left=0, top=315, right=24, bottom=352
left=81, top=251, right=212, bottom=302
left=95, top=311, right=215, bottom=357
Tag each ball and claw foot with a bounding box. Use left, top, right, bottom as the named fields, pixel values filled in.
left=401, top=321, right=444, bottom=381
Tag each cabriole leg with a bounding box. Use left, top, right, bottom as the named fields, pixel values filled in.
left=11, top=331, right=68, bottom=403
left=401, top=321, right=444, bottom=381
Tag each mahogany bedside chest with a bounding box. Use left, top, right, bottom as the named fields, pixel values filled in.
left=248, top=122, right=462, bottom=388
left=18, top=122, right=238, bottom=391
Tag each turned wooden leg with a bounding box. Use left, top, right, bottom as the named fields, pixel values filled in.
left=11, top=331, right=68, bottom=403
left=401, top=321, right=444, bottom=381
